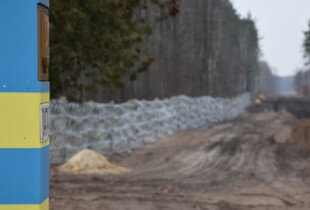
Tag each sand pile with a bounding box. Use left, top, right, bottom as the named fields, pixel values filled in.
left=291, top=119, right=310, bottom=148
left=59, top=149, right=130, bottom=175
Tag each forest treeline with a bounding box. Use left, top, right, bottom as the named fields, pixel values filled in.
left=257, top=61, right=280, bottom=95
left=295, top=20, right=310, bottom=97
left=295, top=70, right=310, bottom=96
left=50, top=0, right=273, bottom=102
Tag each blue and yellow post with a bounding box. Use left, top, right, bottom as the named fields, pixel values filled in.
left=0, top=0, right=50, bottom=209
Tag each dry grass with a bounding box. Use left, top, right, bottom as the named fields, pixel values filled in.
left=291, top=119, right=310, bottom=148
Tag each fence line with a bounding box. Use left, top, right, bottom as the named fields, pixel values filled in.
left=50, top=93, right=250, bottom=163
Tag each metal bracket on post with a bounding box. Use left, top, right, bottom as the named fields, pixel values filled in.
left=0, top=1, right=50, bottom=209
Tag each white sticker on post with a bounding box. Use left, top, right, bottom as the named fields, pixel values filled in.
left=40, top=103, right=50, bottom=143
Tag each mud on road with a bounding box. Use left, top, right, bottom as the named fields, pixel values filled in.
left=50, top=98, right=310, bottom=210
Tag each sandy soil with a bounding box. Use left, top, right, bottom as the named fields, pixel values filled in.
left=50, top=101, right=310, bottom=210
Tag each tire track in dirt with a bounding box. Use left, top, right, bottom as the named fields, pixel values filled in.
left=51, top=110, right=310, bottom=210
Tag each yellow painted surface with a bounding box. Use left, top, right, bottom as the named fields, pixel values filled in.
left=0, top=199, right=49, bottom=210
left=0, top=93, right=50, bottom=148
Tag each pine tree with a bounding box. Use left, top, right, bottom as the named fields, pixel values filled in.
left=304, top=20, right=310, bottom=66
left=49, top=0, right=179, bottom=100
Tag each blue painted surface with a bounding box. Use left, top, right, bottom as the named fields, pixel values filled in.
left=0, top=82, right=50, bottom=93
left=0, top=0, right=49, bottom=93
left=0, top=146, right=50, bottom=204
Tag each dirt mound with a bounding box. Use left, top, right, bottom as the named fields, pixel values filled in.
left=59, top=149, right=130, bottom=175
left=267, top=111, right=295, bottom=144
left=291, top=119, right=310, bottom=148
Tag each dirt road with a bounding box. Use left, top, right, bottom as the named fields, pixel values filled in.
left=50, top=98, right=310, bottom=210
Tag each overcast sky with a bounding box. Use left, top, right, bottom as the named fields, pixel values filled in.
left=231, top=0, right=310, bottom=76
